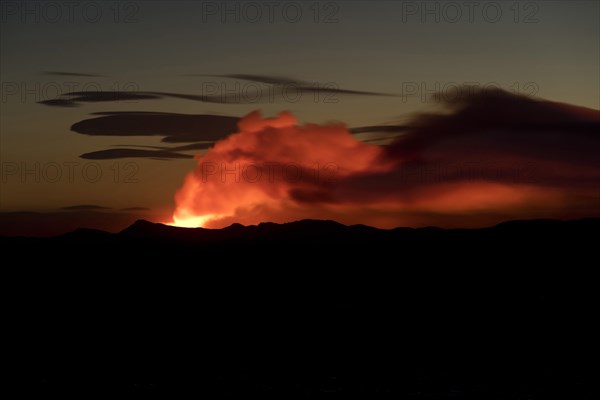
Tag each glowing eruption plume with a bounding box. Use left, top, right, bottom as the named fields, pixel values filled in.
left=170, top=90, right=600, bottom=229
left=171, top=111, right=388, bottom=228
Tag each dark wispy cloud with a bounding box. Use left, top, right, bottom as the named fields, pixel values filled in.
left=40, top=88, right=395, bottom=107
left=347, top=125, right=411, bottom=145
left=293, top=86, right=396, bottom=97
left=120, top=207, right=150, bottom=211
left=38, top=99, right=81, bottom=107
left=80, top=148, right=193, bottom=160
left=37, top=91, right=232, bottom=107
left=189, top=74, right=398, bottom=97
left=42, top=71, right=105, bottom=77
left=71, top=112, right=240, bottom=143
left=81, top=142, right=218, bottom=160
left=38, top=92, right=163, bottom=107
left=187, top=73, right=310, bottom=86
left=349, top=125, right=410, bottom=134
left=38, top=73, right=397, bottom=107
left=61, top=205, right=111, bottom=211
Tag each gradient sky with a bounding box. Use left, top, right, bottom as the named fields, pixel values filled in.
left=1, top=0, right=599, bottom=234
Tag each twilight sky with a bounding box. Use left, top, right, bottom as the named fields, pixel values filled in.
left=1, top=0, right=599, bottom=234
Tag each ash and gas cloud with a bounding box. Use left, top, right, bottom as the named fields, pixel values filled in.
left=172, top=88, right=600, bottom=228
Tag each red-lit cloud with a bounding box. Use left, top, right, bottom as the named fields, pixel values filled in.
left=172, top=89, right=600, bottom=228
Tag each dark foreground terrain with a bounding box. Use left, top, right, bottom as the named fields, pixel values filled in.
left=1, top=218, right=598, bottom=397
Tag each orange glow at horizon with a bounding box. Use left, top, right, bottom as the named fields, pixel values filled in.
left=168, top=210, right=223, bottom=228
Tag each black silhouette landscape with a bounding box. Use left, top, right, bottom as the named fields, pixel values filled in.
left=3, top=218, right=597, bottom=396
left=2, top=0, right=598, bottom=395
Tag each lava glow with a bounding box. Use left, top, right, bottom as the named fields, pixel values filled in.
left=169, top=213, right=220, bottom=228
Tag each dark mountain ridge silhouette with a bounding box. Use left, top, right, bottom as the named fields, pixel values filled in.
left=3, top=217, right=597, bottom=396
left=58, top=216, right=600, bottom=242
